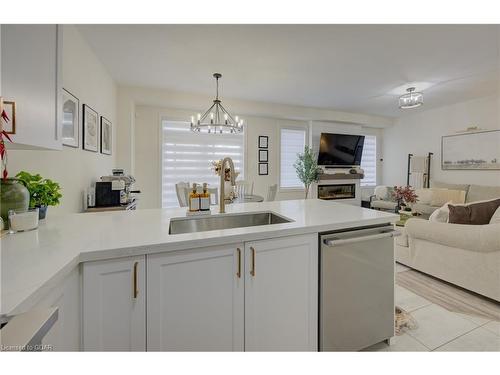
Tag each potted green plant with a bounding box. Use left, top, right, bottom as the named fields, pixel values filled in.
left=294, top=146, right=322, bottom=199
left=15, top=171, right=62, bottom=219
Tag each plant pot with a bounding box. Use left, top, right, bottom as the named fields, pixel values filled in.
left=36, top=205, right=48, bottom=220
left=0, top=178, right=30, bottom=223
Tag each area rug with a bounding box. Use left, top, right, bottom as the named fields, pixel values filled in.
left=396, top=269, right=500, bottom=322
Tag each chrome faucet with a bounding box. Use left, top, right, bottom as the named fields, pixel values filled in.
left=219, top=157, right=236, bottom=214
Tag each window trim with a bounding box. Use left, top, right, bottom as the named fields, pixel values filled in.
left=278, top=124, right=309, bottom=193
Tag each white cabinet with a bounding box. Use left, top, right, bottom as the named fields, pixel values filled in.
left=82, top=256, right=146, bottom=351
left=81, top=233, right=318, bottom=351
left=33, top=266, right=81, bottom=351
left=1, top=24, right=62, bottom=150
left=147, top=244, right=244, bottom=351
left=244, top=234, right=318, bottom=351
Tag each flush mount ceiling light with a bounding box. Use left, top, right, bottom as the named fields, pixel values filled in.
left=190, top=73, right=243, bottom=134
left=399, top=87, right=424, bottom=109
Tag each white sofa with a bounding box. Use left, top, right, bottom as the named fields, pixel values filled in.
left=395, top=219, right=500, bottom=301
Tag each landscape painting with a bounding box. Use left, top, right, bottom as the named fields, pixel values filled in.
left=442, top=130, right=500, bottom=170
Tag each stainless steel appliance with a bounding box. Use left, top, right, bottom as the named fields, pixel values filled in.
left=88, top=170, right=140, bottom=211
left=319, top=225, right=400, bottom=351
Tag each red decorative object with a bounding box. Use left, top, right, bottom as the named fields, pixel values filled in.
left=1, top=108, right=13, bottom=180
left=393, top=185, right=418, bottom=205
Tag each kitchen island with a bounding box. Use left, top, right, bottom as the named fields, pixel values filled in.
left=1, top=199, right=396, bottom=351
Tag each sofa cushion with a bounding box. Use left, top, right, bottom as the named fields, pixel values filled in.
left=448, top=198, right=500, bottom=225
left=466, top=184, right=500, bottom=203
left=432, top=181, right=470, bottom=193
left=415, top=188, right=434, bottom=204
left=429, top=201, right=451, bottom=223
left=489, top=206, right=500, bottom=224
left=430, top=189, right=466, bottom=206
left=405, top=219, right=500, bottom=253
left=412, top=202, right=439, bottom=216
left=374, top=185, right=394, bottom=200
left=371, top=200, right=397, bottom=210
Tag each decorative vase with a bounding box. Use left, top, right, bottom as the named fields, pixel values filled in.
left=37, top=205, right=48, bottom=220
left=0, top=178, right=30, bottom=223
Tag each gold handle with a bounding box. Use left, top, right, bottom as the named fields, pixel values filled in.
left=250, top=247, right=255, bottom=277
left=133, top=261, right=139, bottom=299
left=236, top=248, right=241, bottom=278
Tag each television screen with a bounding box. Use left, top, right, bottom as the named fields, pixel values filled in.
left=318, top=133, right=365, bottom=166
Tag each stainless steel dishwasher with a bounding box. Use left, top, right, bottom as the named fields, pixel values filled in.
left=319, top=224, right=400, bottom=351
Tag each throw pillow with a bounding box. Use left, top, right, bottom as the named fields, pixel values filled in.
left=490, top=206, right=500, bottom=224
left=430, top=189, right=466, bottom=206
left=448, top=198, right=500, bottom=225
left=415, top=188, right=433, bottom=205
left=429, top=201, right=451, bottom=223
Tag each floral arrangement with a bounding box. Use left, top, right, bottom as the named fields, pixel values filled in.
left=0, top=106, right=13, bottom=180
left=392, top=185, right=418, bottom=209
left=210, top=160, right=240, bottom=182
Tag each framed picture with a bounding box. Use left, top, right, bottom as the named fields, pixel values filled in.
left=1, top=100, right=16, bottom=134
left=82, top=104, right=98, bottom=152
left=258, top=163, right=268, bottom=175
left=62, top=89, right=79, bottom=147
left=442, top=130, right=500, bottom=170
left=259, top=149, right=268, bottom=162
left=100, top=116, right=112, bottom=155
left=258, top=135, right=268, bottom=149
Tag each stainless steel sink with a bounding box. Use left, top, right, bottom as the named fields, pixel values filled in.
left=169, top=211, right=293, bottom=235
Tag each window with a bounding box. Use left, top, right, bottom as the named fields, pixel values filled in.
left=280, top=128, right=306, bottom=189
left=161, top=121, right=244, bottom=208
left=360, top=135, right=377, bottom=187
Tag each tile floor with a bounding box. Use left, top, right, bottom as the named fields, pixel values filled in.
left=363, top=263, right=500, bottom=352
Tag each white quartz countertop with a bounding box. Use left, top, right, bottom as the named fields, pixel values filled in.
left=1, top=199, right=396, bottom=318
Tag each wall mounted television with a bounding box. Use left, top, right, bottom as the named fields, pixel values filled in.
left=317, top=133, right=365, bottom=167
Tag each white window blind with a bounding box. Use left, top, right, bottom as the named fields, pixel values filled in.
left=280, top=128, right=306, bottom=189
left=161, top=121, right=244, bottom=208
left=360, top=135, right=377, bottom=187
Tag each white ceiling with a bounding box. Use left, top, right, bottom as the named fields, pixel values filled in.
left=78, top=25, right=499, bottom=118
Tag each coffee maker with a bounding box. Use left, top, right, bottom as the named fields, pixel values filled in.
left=93, top=169, right=140, bottom=209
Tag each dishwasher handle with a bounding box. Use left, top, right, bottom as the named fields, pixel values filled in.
left=323, top=229, right=401, bottom=247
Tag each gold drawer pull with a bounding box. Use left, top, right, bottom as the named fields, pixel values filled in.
left=133, top=261, right=139, bottom=299
left=236, top=248, right=241, bottom=278
left=250, top=247, right=255, bottom=277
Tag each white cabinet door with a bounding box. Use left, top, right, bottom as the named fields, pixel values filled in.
left=83, top=256, right=146, bottom=351
left=147, top=244, right=244, bottom=351
left=1, top=24, right=62, bottom=150
left=244, top=234, right=318, bottom=351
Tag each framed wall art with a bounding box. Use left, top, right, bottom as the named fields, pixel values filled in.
left=259, top=163, right=268, bottom=175
left=62, top=89, right=79, bottom=147
left=259, top=149, right=268, bottom=162
left=442, top=130, right=500, bottom=170
left=82, top=104, right=98, bottom=152
left=100, top=116, right=112, bottom=155
left=258, top=135, right=268, bottom=148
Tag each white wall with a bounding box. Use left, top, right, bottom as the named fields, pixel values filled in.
left=382, top=95, right=500, bottom=187
left=7, top=25, right=117, bottom=215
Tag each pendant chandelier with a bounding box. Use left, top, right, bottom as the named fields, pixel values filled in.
left=399, top=87, right=423, bottom=109
left=190, top=73, right=244, bottom=134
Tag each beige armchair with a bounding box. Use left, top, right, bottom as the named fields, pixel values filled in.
left=370, top=185, right=398, bottom=212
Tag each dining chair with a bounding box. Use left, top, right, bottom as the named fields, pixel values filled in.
left=267, top=184, right=278, bottom=202
left=236, top=180, right=254, bottom=198
left=175, top=182, right=190, bottom=207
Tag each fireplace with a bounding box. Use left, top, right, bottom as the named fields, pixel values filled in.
left=318, top=183, right=356, bottom=200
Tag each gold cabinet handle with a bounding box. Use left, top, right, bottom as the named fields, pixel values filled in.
left=250, top=247, right=255, bottom=277
left=236, top=248, right=241, bottom=278
left=133, top=261, right=139, bottom=299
